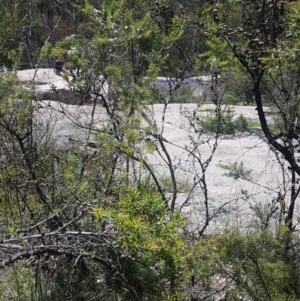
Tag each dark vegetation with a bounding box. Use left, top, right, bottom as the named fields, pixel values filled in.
left=1, top=0, right=300, bottom=300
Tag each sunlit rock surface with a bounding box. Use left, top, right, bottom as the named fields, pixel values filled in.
left=17, top=68, right=81, bottom=104
left=34, top=100, right=292, bottom=233
left=18, top=69, right=294, bottom=234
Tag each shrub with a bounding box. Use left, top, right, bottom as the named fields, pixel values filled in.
left=222, top=91, right=240, bottom=105
left=217, top=161, right=252, bottom=180
left=156, top=85, right=201, bottom=104
left=200, top=110, right=249, bottom=135
left=222, top=68, right=254, bottom=105
left=192, top=227, right=300, bottom=301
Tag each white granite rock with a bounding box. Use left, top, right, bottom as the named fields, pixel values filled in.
left=17, top=68, right=81, bottom=104
left=33, top=101, right=293, bottom=233
left=15, top=69, right=291, bottom=233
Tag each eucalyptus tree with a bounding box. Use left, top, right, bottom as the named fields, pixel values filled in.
left=0, top=0, right=89, bottom=69
left=0, top=1, right=206, bottom=300
left=188, top=1, right=300, bottom=299
left=26, top=0, right=230, bottom=298
left=47, top=0, right=229, bottom=237
left=0, top=0, right=32, bottom=68
left=203, top=0, right=300, bottom=231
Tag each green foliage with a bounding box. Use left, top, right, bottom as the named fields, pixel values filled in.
left=0, top=262, right=35, bottom=301
left=260, top=4, right=300, bottom=74
left=158, top=175, right=192, bottom=193
left=192, top=227, right=300, bottom=301
left=234, top=114, right=250, bottom=131
left=93, top=187, right=186, bottom=256
left=222, top=91, right=240, bottom=105
left=93, top=187, right=188, bottom=299
left=158, top=85, right=201, bottom=104
left=218, top=161, right=252, bottom=181
left=62, top=154, right=80, bottom=182
left=270, top=101, right=300, bottom=137
left=222, top=68, right=254, bottom=105
left=2, top=1, right=300, bottom=300
left=200, top=110, right=249, bottom=135
left=197, top=11, right=239, bottom=74
left=0, top=1, right=28, bottom=67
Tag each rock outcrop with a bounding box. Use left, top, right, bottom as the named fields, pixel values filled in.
left=17, top=68, right=81, bottom=104
left=15, top=69, right=292, bottom=232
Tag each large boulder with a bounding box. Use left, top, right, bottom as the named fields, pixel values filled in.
left=17, top=68, right=81, bottom=104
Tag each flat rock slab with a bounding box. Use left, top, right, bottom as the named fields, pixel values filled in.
left=144, top=104, right=288, bottom=233
left=17, top=68, right=81, bottom=104
left=35, top=101, right=296, bottom=233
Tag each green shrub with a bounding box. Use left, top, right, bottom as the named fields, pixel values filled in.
left=234, top=114, right=249, bottom=131
left=222, top=68, right=254, bottom=104
left=0, top=262, right=35, bottom=301
left=159, top=175, right=192, bottom=193
left=92, top=187, right=188, bottom=300
left=200, top=111, right=249, bottom=135
left=217, top=161, right=252, bottom=180
left=155, top=85, right=201, bottom=104
left=222, top=91, right=240, bottom=105
left=192, top=227, right=300, bottom=301
left=172, top=85, right=201, bottom=104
